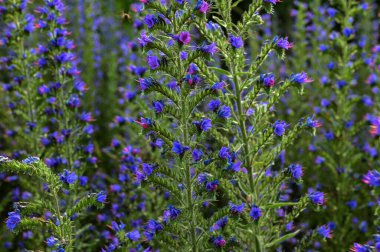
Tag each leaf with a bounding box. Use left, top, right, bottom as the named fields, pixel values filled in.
left=208, top=67, right=231, bottom=77
left=264, top=202, right=300, bottom=209
left=265, top=230, right=300, bottom=248
left=212, top=16, right=227, bottom=28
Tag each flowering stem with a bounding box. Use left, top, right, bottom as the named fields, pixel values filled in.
left=182, top=93, right=197, bottom=252
left=232, top=65, right=255, bottom=196
left=14, top=11, right=38, bottom=152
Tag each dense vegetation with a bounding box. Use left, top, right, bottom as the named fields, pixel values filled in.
left=0, top=0, right=379, bottom=251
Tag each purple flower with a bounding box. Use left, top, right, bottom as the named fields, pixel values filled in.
left=126, top=230, right=140, bottom=241
left=193, top=118, right=212, bottom=132
left=208, top=99, right=221, bottom=111
left=260, top=73, right=275, bottom=88
left=362, top=170, right=380, bottom=187
left=212, top=81, right=226, bottom=91
left=217, top=105, right=231, bottom=118
left=22, top=156, right=40, bottom=165
left=199, top=42, right=218, bottom=55
left=147, top=55, right=160, bottom=70
left=97, top=191, right=107, bottom=203
left=46, top=236, right=57, bottom=247
left=308, top=191, right=325, bottom=205
left=213, top=235, right=226, bottom=247
left=79, top=176, right=88, bottom=186
left=144, top=14, right=157, bottom=28
left=135, top=117, right=152, bottom=129
left=327, top=8, right=337, bottom=17
left=273, top=120, right=287, bottom=137
left=180, top=51, right=188, bottom=60
left=172, top=141, right=190, bottom=155
left=80, top=112, right=94, bottom=122
left=229, top=202, right=245, bottom=214
left=138, top=31, right=154, bottom=46
left=153, top=101, right=165, bottom=113
left=325, top=131, right=334, bottom=140
left=192, top=148, right=204, bottom=162
left=249, top=205, right=262, bottom=220
left=60, top=170, right=77, bottom=184
left=167, top=205, right=181, bottom=220
left=351, top=243, right=372, bottom=252
left=275, top=36, right=293, bottom=50
left=210, top=216, right=228, bottom=231
left=6, top=210, right=21, bottom=231
left=197, top=173, right=209, bottom=184
left=229, top=34, right=244, bottom=49
left=288, top=164, right=303, bottom=179
left=343, top=27, right=354, bottom=37
left=264, top=0, right=282, bottom=4
left=305, top=117, right=321, bottom=128
left=178, top=31, right=191, bottom=44
left=195, top=0, right=209, bottom=14
left=139, top=78, right=155, bottom=91
left=219, top=147, right=230, bottom=160
left=206, top=180, right=219, bottom=192
left=289, top=72, right=313, bottom=84
left=317, top=225, right=333, bottom=239
left=144, top=219, right=163, bottom=233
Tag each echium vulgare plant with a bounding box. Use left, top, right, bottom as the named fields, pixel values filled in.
left=0, top=0, right=40, bottom=155
left=0, top=0, right=105, bottom=251
left=107, top=0, right=325, bottom=251
left=99, top=6, right=169, bottom=250
left=288, top=1, right=380, bottom=250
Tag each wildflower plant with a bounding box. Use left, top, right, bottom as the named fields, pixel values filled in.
left=0, top=0, right=379, bottom=251
left=115, top=0, right=322, bottom=250
left=0, top=0, right=105, bottom=250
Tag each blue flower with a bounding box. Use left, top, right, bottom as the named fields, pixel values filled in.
left=289, top=72, right=313, bottom=84
left=249, top=205, right=262, bottom=220
left=193, top=118, right=212, bottom=132
left=217, top=105, right=231, bottom=118
left=172, top=141, right=190, bottom=155
left=317, top=225, right=333, bottom=239
left=59, top=170, right=77, bottom=184
left=210, top=216, right=228, bottom=231
left=288, top=164, right=303, bottom=179
left=168, top=205, right=181, bottom=220
left=308, top=191, right=325, bottom=205
left=144, top=219, right=163, bottom=233
left=208, top=99, right=221, bottom=111
left=192, top=148, right=204, bottom=162
left=46, top=236, right=58, bottom=247
left=6, top=210, right=21, bottom=231
left=362, top=170, right=380, bottom=187
left=144, top=14, right=157, bottom=28
left=206, top=180, right=219, bottom=192
left=97, top=191, right=107, bottom=203
left=260, top=73, right=275, bottom=88
left=229, top=202, right=245, bottom=214
left=126, top=230, right=140, bottom=242
left=351, top=243, right=372, bottom=252
left=343, top=27, right=354, bottom=37
left=219, top=147, right=231, bottom=160
left=153, top=101, right=165, bottom=113
left=22, top=156, right=40, bottom=165
left=147, top=55, right=160, bottom=70
left=212, top=81, right=226, bottom=91
left=199, top=42, right=218, bottom=55
left=275, top=36, right=293, bottom=50
left=229, top=34, right=244, bottom=49
left=273, top=120, right=287, bottom=137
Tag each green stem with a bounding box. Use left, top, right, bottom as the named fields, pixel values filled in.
left=14, top=10, right=38, bottom=153
left=182, top=94, right=197, bottom=252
